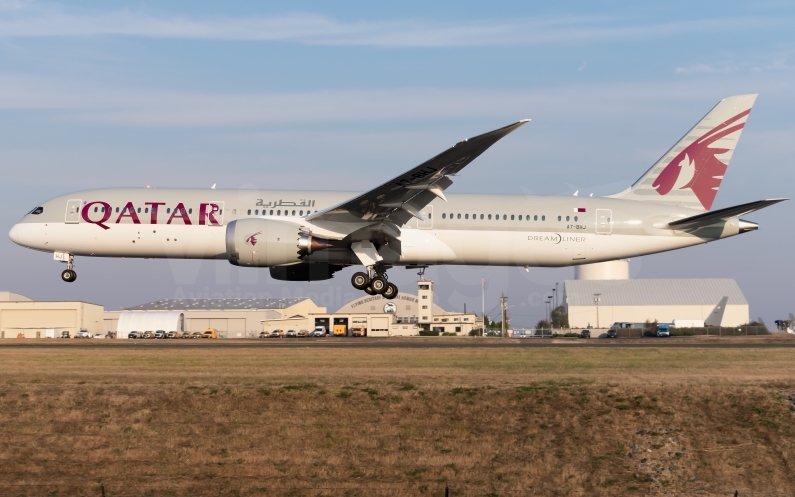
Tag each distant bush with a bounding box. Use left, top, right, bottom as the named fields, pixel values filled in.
left=670, top=330, right=695, bottom=336
left=468, top=330, right=479, bottom=336
left=442, top=332, right=457, bottom=336
left=643, top=331, right=657, bottom=337
left=419, top=330, right=440, bottom=336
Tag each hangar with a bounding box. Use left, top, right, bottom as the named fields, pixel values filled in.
left=110, top=298, right=326, bottom=338
left=565, top=278, right=749, bottom=328
left=0, top=291, right=104, bottom=338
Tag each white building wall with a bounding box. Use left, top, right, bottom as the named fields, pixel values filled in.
left=568, top=304, right=749, bottom=328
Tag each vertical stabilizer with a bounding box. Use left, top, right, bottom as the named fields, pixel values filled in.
left=704, top=296, right=728, bottom=326
left=610, top=94, right=757, bottom=211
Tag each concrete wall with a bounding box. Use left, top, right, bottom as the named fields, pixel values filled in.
left=0, top=301, right=104, bottom=338
left=568, top=304, right=749, bottom=328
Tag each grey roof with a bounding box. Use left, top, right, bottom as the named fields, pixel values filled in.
left=564, top=279, right=747, bottom=306
left=125, top=298, right=308, bottom=311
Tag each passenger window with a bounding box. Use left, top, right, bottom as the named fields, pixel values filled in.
left=566, top=216, right=570, bottom=221
left=518, top=215, right=522, bottom=220
left=574, top=216, right=578, bottom=222
left=480, top=214, right=484, bottom=220
left=488, top=214, right=492, bottom=220
left=442, top=213, right=446, bottom=219
left=277, top=210, right=281, bottom=215
left=534, top=215, right=537, bottom=221
left=449, top=213, right=453, bottom=219
left=558, top=216, right=561, bottom=221
left=299, top=210, right=303, bottom=216
left=167, top=208, right=171, bottom=214
left=542, top=215, right=545, bottom=221
left=247, top=209, right=251, bottom=215
left=465, top=214, right=469, bottom=219
left=428, top=213, right=432, bottom=219
left=503, top=215, right=507, bottom=220
left=137, top=208, right=141, bottom=213
left=269, top=210, right=273, bottom=215
left=94, top=207, right=98, bottom=213
left=145, top=208, right=149, bottom=214
left=115, top=207, right=119, bottom=213
left=188, top=208, right=192, bottom=214
left=457, top=214, right=461, bottom=219
left=511, top=215, right=515, bottom=220
left=292, top=210, right=295, bottom=216
left=255, top=210, right=259, bottom=215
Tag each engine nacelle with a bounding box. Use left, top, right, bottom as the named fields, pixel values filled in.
left=227, top=219, right=332, bottom=267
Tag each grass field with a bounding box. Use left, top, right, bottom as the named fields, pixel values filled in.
left=1, top=341, right=794, bottom=496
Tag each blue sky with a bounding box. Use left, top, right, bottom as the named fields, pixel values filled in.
left=1, top=1, right=793, bottom=326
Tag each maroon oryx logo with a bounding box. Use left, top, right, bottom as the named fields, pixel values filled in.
left=245, top=231, right=262, bottom=246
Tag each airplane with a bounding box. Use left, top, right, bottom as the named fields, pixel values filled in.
left=8, top=94, right=786, bottom=300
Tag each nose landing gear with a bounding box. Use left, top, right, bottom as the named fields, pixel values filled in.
left=351, top=268, right=398, bottom=299
left=59, top=254, right=77, bottom=283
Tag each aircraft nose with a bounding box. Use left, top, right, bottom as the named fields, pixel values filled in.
left=8, top=224, right=20, bottom=245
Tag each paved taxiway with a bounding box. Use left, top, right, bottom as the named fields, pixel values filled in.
left=2, top=337, right=794, bottom=349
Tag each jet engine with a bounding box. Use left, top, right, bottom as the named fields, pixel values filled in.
left=226, top=219, right=333, bottom=267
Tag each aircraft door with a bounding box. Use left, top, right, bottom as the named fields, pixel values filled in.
left=596, top=209, right=612, bottom=234
left=64, top=199, right=82, bottom=224
left=417, top=205, right=433, bottom=230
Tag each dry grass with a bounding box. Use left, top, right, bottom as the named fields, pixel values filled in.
left=0, top=344, right=794, bottom=496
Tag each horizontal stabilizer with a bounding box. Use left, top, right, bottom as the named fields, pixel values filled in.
left=665, top=198, right=786, bottom=229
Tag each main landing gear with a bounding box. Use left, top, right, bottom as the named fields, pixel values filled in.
left=60, top=254, right=77, bottom=283
left=351, top=268, right=398, bottom=299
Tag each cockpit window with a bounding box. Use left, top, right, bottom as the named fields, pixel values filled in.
left=29, top=207, right=43, bottom=215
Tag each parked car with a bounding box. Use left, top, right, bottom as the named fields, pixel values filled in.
left=154, top=330, right=167, bottom=339
left=203, top=328, right=219, bottom=339
left=167, top=331, right=181, bottom=339
left=143, top=331, right=155, bottom=339
left=259, top=331, right=269, bottom=338
left=656, top=324, right=670, bottom=337
left=127, top=331, right=140, bottom=339
left=578, top=330, right=591, bottom=339
left=606, top=329, right=617, bottom=339
left=92, top=334, right=105, bottom=339
left=309, top=330, right=324, bottom=337
left=76, top=330, right=91, bottom=339
left=269, top=331, right=281, bottom=338
left=60, top=330, right=71, bottom=339
left=181, top=331, right=193, bottom=339
left=190, top=332, right=203, bottom=339
left=297, top=330, right=308, bottom=338
left=285, top=330, right=297, bottom=338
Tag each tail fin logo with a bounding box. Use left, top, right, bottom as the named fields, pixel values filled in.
left=652, top=109, right=750, bottom=210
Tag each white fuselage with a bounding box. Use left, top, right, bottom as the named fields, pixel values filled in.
left=9, top=188, right=744, bottom=268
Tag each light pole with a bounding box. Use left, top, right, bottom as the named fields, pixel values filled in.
left=544, top=300, right=550, bottom=326
left=593, top=293, right=601, bottom=329
left=547, top=296, right=553, bottom=327
left=552, top=287, right=557, bottom=311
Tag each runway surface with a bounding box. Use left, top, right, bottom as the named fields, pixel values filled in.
left=3, top=337, right=795, bottom=349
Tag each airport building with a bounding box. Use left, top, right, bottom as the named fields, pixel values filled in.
left=110, top=280, right=478, bottom=338
left=565, top=278, right=749, bottom=328
left=110, top=298, right=326, bottom=338
left=0, top=292, right=104, bottom=338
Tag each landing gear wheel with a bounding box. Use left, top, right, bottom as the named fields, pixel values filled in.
left=370, top=276, right=387, bottom=294
left=364, top=286, right=377, bottom=295
left=351, top=272, right=370, bottom=290
left=383, top=283, right=398, bottom=300
left=61, top=269, right=77, bottom=283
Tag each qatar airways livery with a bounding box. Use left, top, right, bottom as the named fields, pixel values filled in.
left=8, top=94, right=785, bottom=299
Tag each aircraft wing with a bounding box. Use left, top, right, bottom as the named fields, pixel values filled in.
left=665, top=198, right=787, bottom=229
left=305, top=120, right=529, bottom=232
